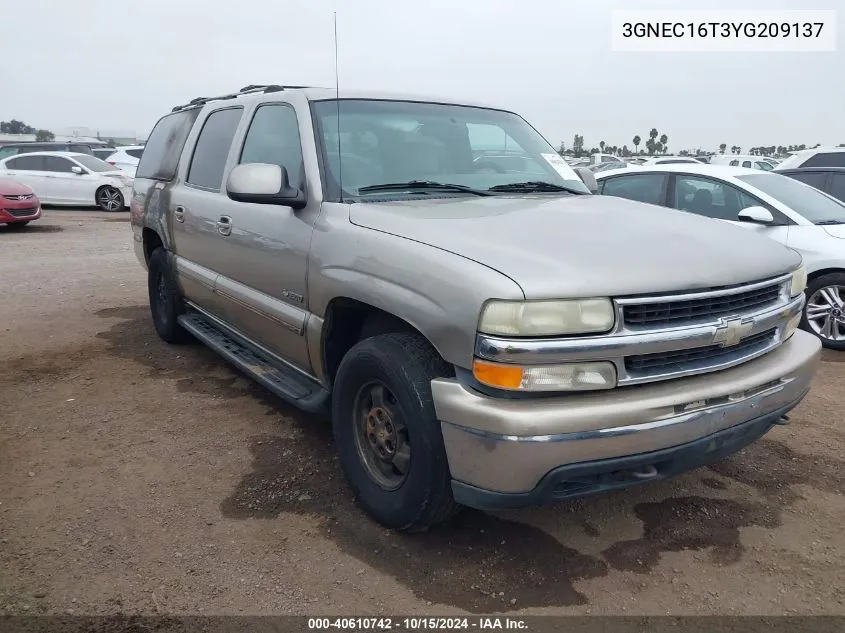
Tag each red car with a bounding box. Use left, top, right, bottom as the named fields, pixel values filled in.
left=0, top=178, right=41, bottom=227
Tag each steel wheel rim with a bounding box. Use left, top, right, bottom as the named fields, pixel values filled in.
left=806, top=284, right=845, bottom=342
left=99, top=187, right=122, bottom=211
left=352, top=381, right=410, bottom=491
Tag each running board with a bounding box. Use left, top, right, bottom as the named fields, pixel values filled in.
left=177, top=312, right=329, bottom=414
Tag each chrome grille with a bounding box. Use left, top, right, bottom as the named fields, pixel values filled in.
left=2, top=193, right=33, bottom=201
left=623, top=283, right=781, bottom=327
left=625, top=328, right=777, bottom=376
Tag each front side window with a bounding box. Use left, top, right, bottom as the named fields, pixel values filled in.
left=829, top=174, right=845, bottom=203
left=5, top=155, right=45, bottom=170
left=741, top=160, right=752, bottom=168
left=673, top=175, right=759, bottom=220
left=311, top=99, right=589, bottom=200
left=601, top=174, right=666, bottom=205
left=785, top=171, right=827, bottom=190
left=730, top=160, right=739, bottom=166
left=802, top=152, right=845, bottom=168
left=239, top=104, right=304, bottom=189
left=187, top=108, right=243, bottom=190
left=737, top=173, right=845, bottom=224
left=754, top=161, right=773, bottom=171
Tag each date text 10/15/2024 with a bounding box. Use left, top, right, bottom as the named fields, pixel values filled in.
left=308, top=617, right=528, bottom=630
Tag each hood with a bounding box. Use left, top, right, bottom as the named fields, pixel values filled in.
left=349, top=195, right=802, bottom=298
left=0, top=178, right=34, bottom=196
left=822, top=224, right=845, bottom=240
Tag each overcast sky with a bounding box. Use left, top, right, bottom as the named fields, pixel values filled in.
left=2, top=0, right=842, bottom=151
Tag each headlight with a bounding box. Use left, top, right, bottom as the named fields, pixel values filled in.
left=790, top=265, right=807, bottom=298
left=473, top=359, right=617, bottom=392
left=478, top=298, right=615, bottom=336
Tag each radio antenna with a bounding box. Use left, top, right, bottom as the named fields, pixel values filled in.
left=333, top=11, right=343, bottom=201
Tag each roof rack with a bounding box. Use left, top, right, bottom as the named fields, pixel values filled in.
left=170, top=84, right=316, bottom=112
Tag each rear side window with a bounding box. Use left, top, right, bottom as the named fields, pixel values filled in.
left=239, top=104, right=304, bottom=189
left=6, top=155, right=45, bottom=170
left=601, top=174, right=666, bottom=205
left=785, top=171, right=827, bottom=190
left=136, top=108, right=202, bottom=181
left=830, top=174, right=845, bottom=202
left=729, top=160, right=739, bottom=166
left=126, top=148, right=144, bottom=159
left=802, top=152, right=845, bottom=168
left=187, top=108, right=243, bottom=190
left=741, top=160, right=752, bottom=168
left=43, top=156, right=74, bottom=173
left=69, top=144, right=92, bottom=154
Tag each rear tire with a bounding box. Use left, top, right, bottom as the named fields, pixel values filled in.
left=96, top=186, right=124, bottom=212
left=147, top=247, right=189, bottom=344
left=801, top=273, right=845, bottom=350
left=332, top=332, right=458, bottom=531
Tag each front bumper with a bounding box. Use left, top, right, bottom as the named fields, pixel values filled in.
left=0, top=206, right=41, bottom=223
left=432, top=329, right=821, bottom=509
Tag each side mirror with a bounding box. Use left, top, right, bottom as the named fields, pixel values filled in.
left=71, top=165, right=85, bottom=175
left=226, top=163, right=306, bottom=209
left=574, top=167, right=598, bottom=194
left=737, top=206, right=774, bottom=224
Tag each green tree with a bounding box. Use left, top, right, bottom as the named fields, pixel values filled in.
left=719, top=143, right=727, bottom=154
left=35, top=129, right=54, bottom=142
left=599, top=140, right=606, bottom=153
left=0, top=119, right=36, bottom=134
left=659, top=134, right=668, bottom=154
left=622, top=144, right=630, bottom=157
left=632, top=135, right=641, bottom=154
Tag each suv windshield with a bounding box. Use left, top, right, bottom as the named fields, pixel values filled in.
left=738, top=173, right=845, bottom=224
left=311, top=99, right=589, bottom=199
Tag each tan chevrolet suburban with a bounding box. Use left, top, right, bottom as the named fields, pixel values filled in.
left=130, top=84, right=821, bottom=531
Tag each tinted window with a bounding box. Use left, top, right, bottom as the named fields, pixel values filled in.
left=785, top=171, right=827, bottom=190
left=830, top=174, right=845, bottom=203
left=69, top=144, right=93, bottom=154
left=673, top=175, right=759, bottom=220
left=239, top=105, right=304, bottom=189
left=802, top=152, right=845, bottom=168
left=126, top=148, right=144, bottom=159
left=737, top=173, right=845, bottom=224
left=754, top=161, right=773, bottom=171
left=730, top=160, right=739, bottom=166
left=43, top=156, right=75, bottom=173
left=92, top=149, right=114, bottom=159
left=6, top=155, right=45, bottom=170
left=0, top=147, right=17, bottom=159
left=601, top=174, right=666, bottom=205
left=741, top=160, right=752, bottom=168
left=136, top=108, right=202, bottom=181
left=187, top=108, right=243, bottom=190
left=72, top=154, right=116, bottom=172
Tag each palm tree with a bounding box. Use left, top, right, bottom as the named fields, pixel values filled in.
left=649, top=128, right=658, bottom=142
left=719, top=143, right=727, bottom=154
left=633, top=135, right=641, bottom=154
left=659, top=134, right=668, bottom=154
left=599, top=141, right=606, bottom=153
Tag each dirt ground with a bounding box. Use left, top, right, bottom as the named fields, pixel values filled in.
left=1, top=209, right=844, bottom=617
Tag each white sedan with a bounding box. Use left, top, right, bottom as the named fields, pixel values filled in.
left=596, top=163, right=845, bottom=349
left=0, top=151, right=133, bottom=211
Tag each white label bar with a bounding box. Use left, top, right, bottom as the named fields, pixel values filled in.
left=611, top=10, right=837, bottom=52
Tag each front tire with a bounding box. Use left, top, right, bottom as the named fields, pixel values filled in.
left=801, top=272, right=845, bottom=350
left=96, top=186, right=124, bottom=212
left=147, top=247, right=189, bottom=344
left=332, top=333, right=458, bottom=531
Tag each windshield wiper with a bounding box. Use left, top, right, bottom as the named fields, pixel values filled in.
left=357, top=181, right=492, bottom=197
left=487, top=181, right=587, bottom=194
left=815, top=220, right=845, bottom=225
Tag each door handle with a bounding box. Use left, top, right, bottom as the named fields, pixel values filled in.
left=174, top=206, right=185, bottom=223
left=216, top=215, right=233, bottom=236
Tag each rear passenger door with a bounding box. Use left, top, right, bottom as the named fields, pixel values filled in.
left=208, top=102, right=315, bottom=371
left=170, top=106, right=245, bottom=318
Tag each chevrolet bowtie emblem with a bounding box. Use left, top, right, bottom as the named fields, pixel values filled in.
left=712, top=316, right=754, bottom=347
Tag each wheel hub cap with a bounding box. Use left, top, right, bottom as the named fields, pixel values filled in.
left=353, top=383, right=410, bottom=491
